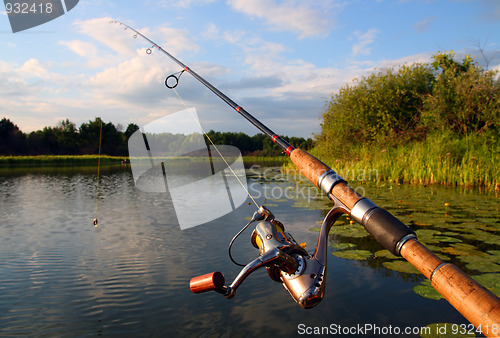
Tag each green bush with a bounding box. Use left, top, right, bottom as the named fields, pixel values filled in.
left=422, top=52, right=500, bottom=137
left=317, top=63, right=434, bottom=157
left=315, top=51, right=500, bottom=190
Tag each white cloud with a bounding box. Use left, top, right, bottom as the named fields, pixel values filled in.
left=152, top=26, right=201, bottom=55
left=227, top=0, right=335, bottom=39
left=73, top=18, right=137, bottom=57
left=351, top=28, right=379, bottom=57
left=201, top=23, right=219, bottom=40
left=157, top=0, right=216, bottom=9
left=87, top=56, right=167, bottom=102
left=414, top=16, right=435, bottom=33
left=0, top=59, right=90, bottom=131
left=59, top=40, right=98, bottom=58
left=200, top=22, right=247, bottom=44
left=207, top=28, right=436, bottom=136
left=224, top=30, right=246, bottom=44
left=59, top=18, right=200, bottom=70
left=19, top=59, right=50, bottom=79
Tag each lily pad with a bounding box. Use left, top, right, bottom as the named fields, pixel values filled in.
left=458, top=255, right=500, bottom=273
left=441, top=243, right=485, bottom=257
left=473, top=273, right=500, bottom=297
left=415, top=229, right=441, bottom=244
left=441, top=231, right=461, bottom=237
left=487, top=250, right=500, bottom=257
left=458, top=254, right=497, bottom=263
left=435, top=253, right=451, bottom=261
left=411, top=221, right=433, bottom=227
left=420, top=323, right=475, bottom=338
left=330, top=242, right=357, bottom=250
left=434, top=221, right=475, bottom=233
left=374, top=250, right=400, bottom=259
left=329, top=224, right=370, bottom=238
left=424, top=244, right=444, bottom=253
left=332, top=249, right=372, bottom=260
left=466, top=262, right=500, bottom=273
left=383, top=261, right=420, bottom=274
left=415, top=229, right=462, bottom=245
left=461, top=230, right=500, bottom=245
left=433, top=235, right=461, bottom=243
left=413, top=280, right=443, bottom=300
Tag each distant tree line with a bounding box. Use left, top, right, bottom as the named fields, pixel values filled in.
left=0, top=117, right=313, bottom=156
left=204, top=130, right=313, bottom=156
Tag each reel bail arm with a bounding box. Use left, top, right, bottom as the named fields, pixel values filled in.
left=189, top=247, right=299, bottom=299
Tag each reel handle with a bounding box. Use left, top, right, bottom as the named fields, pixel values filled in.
left=189, top=271, right=226, bottom=294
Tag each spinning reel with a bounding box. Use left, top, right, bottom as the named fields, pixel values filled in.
left=189, top=205, right=346, bottom=309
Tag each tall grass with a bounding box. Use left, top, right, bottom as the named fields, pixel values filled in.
left=308, top=133, right=499, bottom=191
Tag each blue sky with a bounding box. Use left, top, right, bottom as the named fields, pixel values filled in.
left=1, top=0, right=499, bottom=138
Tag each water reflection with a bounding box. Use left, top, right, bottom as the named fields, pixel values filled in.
left=0, top=166, right=497, bottom=336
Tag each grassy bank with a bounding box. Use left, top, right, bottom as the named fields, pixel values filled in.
left=309, top=133, right=499, bottom=191
left=0, top=154, right=288, bottom=167
left=0, top=155, right=127, bottom=166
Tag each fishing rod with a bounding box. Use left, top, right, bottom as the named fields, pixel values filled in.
left=111, top=21, right=500, bottom=334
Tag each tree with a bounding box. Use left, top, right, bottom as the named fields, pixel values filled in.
left=101, top=121, right=127, bottom=156
left=79, top=118, right=103, bottom=155
left=56, top=119, right=79, bottom=154
left=422, top=51, right=500, bottom=136
left=125, top=123, right=140, bottom=139
left=0, top=118, right=25, bottom=155
left=78, top=118, right=128, bottom=156
left=317, top=63, right=434, bottom=156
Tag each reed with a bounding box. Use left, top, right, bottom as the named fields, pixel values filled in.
left=305, top=133, right=499, bottom=191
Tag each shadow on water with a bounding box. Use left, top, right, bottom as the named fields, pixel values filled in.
left=0, top=165, right=498, bottom=337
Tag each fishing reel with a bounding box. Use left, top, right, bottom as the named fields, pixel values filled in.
left=189, top=205, right=344, bottom=309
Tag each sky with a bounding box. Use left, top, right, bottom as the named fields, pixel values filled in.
left=1, top=0, right=499, bottom=138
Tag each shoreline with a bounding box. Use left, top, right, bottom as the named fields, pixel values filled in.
left=2, top=154, right=497, bottom=192
left=0, top=154, right=289, bottom=167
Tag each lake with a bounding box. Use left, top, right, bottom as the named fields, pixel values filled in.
left=0, top=163, right=498, bottom=337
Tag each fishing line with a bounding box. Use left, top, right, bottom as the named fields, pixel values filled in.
left=111, top=20, right=260, bottom=208
left=93, top=118, right=103, bottom=227
left=171, top=87, right=259, bottom=209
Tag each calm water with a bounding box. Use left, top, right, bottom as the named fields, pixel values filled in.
left=0, top=165, right=498, bottom=337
